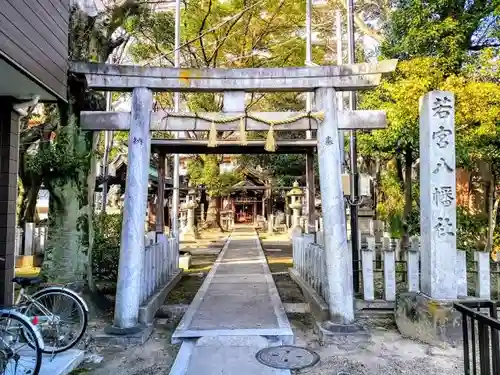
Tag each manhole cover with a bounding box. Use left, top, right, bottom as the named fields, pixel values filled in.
left=255, top=345, right=320, bottom=370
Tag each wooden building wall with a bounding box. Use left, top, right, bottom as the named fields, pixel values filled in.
left=0, top=0, right=70, bottom=100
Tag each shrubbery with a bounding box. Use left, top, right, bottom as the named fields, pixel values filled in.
left=92, top=213, right=122, bottom=282
left=456, top=207, right=488, bottom=251
left=377, top=169, right=494, bottom=252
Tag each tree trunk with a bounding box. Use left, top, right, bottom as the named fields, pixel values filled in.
left=215, top=196, right=223, bottom=230
left=86, top=132, right=100, bottom=292
left=205, top=198, right=217, bottom=226
left=40, top=84, right=102, bottom=284
left=42, top=179, right=86, bottom=283
left=17, top=179, right=24, bottom=225
left=373, top=157, right=381, bottom=220
left=402, top=148, right=413, bottom=248
left=25, top=187, right=40, bottom=223
left=403, top=149, right=413, bottom=220
left=486, top=174, right=499, bottom=253
left=18, top=120, right=53, bottom=227
left=395, top=156, right=404, bottom=185
left=200, top=189, right=208, bottom=221
left=19, top=151, right=45, bottom=226
left=164, top=199, right=170, bottom=230
left=21, top=180, right=42, bottom=225
left=203, top=201, right=209, bottom=222
left=205, top=196, right=224, bottom=231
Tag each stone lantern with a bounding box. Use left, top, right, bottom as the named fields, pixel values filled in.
left=181, top=182, right=198, bottom=240
left=287, top=181, right=303, bottom=237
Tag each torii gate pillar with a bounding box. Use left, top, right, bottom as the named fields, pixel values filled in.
left=111, top=87, right=153, bottom=331
left=315, top=87, right=354, bottom=324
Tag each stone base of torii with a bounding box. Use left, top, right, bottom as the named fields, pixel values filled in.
left=71, top=60, right=400, bottom=336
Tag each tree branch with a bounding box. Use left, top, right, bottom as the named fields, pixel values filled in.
left=20, top=122, right=56, bottom=154
left=469, top=42, right=500, bottom=51
left=222, top=131, right=235, bottom=140
left=239, top=3, right=253, bottom=61
left=198, top=0, right=213, bottom=66
left=250, top=2, right=284, bottom=52
left=139, top=28, right=175, bottom=66
left=337, top=0, right=384, bottom=43
left=105, top=35, right=130, bottom=60
left=208, top=9, right=246, bottom=67
left=185, top=43, right=202, bottom=67
left=354, top=12, right=384, bottom=43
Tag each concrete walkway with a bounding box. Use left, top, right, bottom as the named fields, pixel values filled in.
left=170, top=227, right=293, bottom=375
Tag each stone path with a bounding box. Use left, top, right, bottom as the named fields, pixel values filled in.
left=170, top=227, right=293, bottom=375
left=39, top=349, right=84, bottom=375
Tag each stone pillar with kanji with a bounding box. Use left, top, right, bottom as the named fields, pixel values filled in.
left=396, top=91, right=460, bottom=345
left=420, top=91, right=457, bottom=300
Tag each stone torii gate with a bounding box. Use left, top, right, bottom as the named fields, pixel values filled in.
left=71, top=60, right=397, bottom=332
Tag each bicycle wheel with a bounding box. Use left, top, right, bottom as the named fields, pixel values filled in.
left=0, top=310, right=42, bottom=375
left=22, top=289, right=88, bottom=354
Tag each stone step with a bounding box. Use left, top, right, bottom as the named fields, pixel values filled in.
left=315, top=321, right=372, bottom=348
left=169, top=336, right=291, bottom=375
left=356, top=309, right=394, bottom=319
left=283, top=303, right=309, bottom=314
left=157, top=304, right=189, bottom=318
left=38, top=349, right=85, bottom=375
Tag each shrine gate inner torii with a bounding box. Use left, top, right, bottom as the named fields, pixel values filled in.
left=71, top=60, right=397, bottom=332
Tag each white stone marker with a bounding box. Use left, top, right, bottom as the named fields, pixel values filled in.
left=456, top=249, right=467, bottom=297
left=475, top=251, right=491, bottom=299
left=114, top=87, right=153, bottom=329
left=361, top=236, right=375, bottom=301
left=24, top=223, right=35, bottom=256
left=384, top=239, right=397, bottom=301
left=315, top=87, right=354, bottom=324
left=420, top=91, right=457, bottom=300
left=407, top=236, right=420, bottom=293
left=268, top=214, right=274, bottom=234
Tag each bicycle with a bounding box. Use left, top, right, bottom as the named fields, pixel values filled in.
left=12, top=276, right=89, bottom=355
left=0, top=308, right=44, bottom=375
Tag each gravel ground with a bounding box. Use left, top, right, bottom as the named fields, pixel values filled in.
left=260, top=236, right=306, bottom=304
left=291, top=318, right=464, bottom=375
left=75, top=317, right=180, bottom=375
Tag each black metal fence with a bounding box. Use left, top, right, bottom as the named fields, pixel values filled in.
left=455, top=301, right=500, bottom=375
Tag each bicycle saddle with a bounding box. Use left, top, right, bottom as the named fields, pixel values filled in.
left=12, top=277, right=43, bottom=287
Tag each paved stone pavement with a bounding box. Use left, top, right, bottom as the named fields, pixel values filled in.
left=172, top=227, right=293, bottom=343
left=170, top=227, right=293, bottom=375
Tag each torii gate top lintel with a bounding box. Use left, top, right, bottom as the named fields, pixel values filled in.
left=69, top=59, right=397, bottom=93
